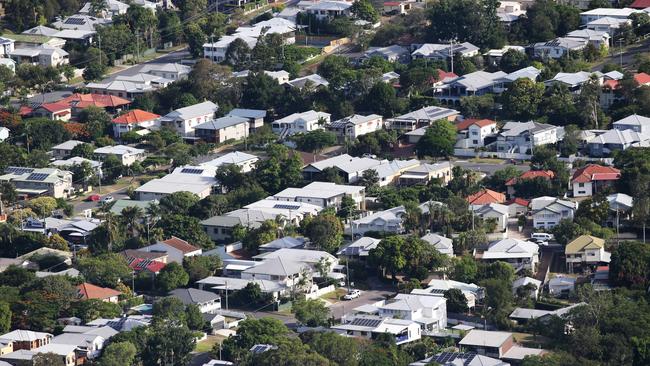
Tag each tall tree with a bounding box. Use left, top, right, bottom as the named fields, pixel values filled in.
left=416, top=119, right=456, bottom=158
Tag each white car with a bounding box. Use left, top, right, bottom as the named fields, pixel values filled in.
left=343, top=289, right=361, bottom=300
left=101, top=196, right=114, bottom=204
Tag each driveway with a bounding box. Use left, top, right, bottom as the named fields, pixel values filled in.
left=328, top=288, right=393, bottom=319
left=72, top=186, right=130, bottom=214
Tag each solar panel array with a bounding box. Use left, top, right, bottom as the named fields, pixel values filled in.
left=250, top=345, right=273, bottom=354
left=6, top=167, right=34, bottom=175
left=273, top=203, right=301, bottom=210
left=26, top=173, right=50, bottom=181
left=181, top=168, right=204, bottom=174
left=428, top=288, right=446, bottom=294
left=349, top=317, right=383, bottom=328
left=65, top=17, right=86, bottom=25
left=433, top=352, right=477, bottom=366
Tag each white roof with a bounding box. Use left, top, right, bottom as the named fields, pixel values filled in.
left=163, top=101, right=218, bottom=120
left=0, top=330, right=52, bottom=342
left=274, top=181, right=364, bottom=200
left=51, top=156, right=102, bottom=169
left=305, top=0, right=352, bottom=11
left=613, top=114, right=650, bottom=127
left=228, top=108, right=267, bottom=119
left=473, top=202, right=509, bottom=216
left=589, top=128, right=650, bottom=145
left=94, top=144, right=144, bottom=156
left=447, top=71, right=507, bottom=91
left=392, top=105, right=459, bottom=121
left=198, top=276, right=286, bottom=293
left=546, top=71, right=594, bottom=87
left=566, top=29, right=610, bottom=40
left=607, top=193, right=633, bottom=210
left=501, top=66, right=541, bottom=83
left=329, top=114, right=382, bottom=128
left=337, top=237, right=381, bottom=256
left=195, top=116, right=248, bottom=130
left=353, top=205, right=405, bottom=225
left=274, top=110, right=331, bottom=125
left=420, top=233, right=454, bottom=255
left=421, top=279, right=481, bottom=294
left=136, top=167, right=216, bottom=195
left=243, top=198, right=322, bottom=215
left=459, top=330, right=512, bottom=348
left=204, top=35, right=258, bottom=49
left=287, top=74, right=330, bottom=88
left=253, top=247, right=336, bottom=263
left=22, top=25, right=59, bottom=36
left=512, top=276, right=541, bottom=290
left=531, top=196, right=576, bottom=212
left=52, top=140, right=84, bottom=150
left=482, top=238, right=538, bottom=260
left=306, top=153, right=381, bottom=174
left=200, top=151, right=258, bottom=168
left=580, top=7, right=640, bottom=17
left=587, top=16, right=629, bottom=26
left=53, top=29, right=95, bottom=40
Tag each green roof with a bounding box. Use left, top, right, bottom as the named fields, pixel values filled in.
left=109, top=199, right=157, bottom=215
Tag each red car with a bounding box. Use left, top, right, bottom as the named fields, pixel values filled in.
left=86, top=194, right=101, bottom=202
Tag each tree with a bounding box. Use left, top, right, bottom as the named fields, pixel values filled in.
left=501, top=79, right=545, bottom=120
left=185, top=303, right=206, bottom=331
left=242, top=220, right=278, bottom=254
left=360, top=169, right=380, bottom=192
left=28, top=197, right=57, bottom=217
left=95, top=24, right=136, bottom=64
left=79, top=106, right=112, bottom=139
left=77, top=253, right=133, bottom=288
left=70, top=299, right=122, bottom=323
left=292, top=298, right=330, bottom=327
left=369, top=236, right=406, bottom=280
left=362, top=82, right=403, bottom=117
left=481, top=278, right=514, bottom=323
left=444, top=288, right=469, bottom=313
left=183, top=255, right=222, bottom=283
left=220, top=317, right=290, bottom=362
left=185, top=23, right=206, bottom=58
left=499, top=49, right=529, bottom=73
left=301, top=331, right=360, bottom=366
left=225, top=38, right=252, bottom=70
left=609, top=241, right=650, bottom=288
left=155, top=262, right=189, bottom=292
left=159, top=191, right=200, bottom=215
left=427, top=0, right=505, bottom=49
left=449, top=255, right=478, bottom=283
left=0, top=182, right=17, bottom=206
left=294, top=130, right=337, bottom=153
left=99, top=341, right=137, bottom=366
left=304, top=214, right=344, bottom=253
left=0, top=302, right=10, bottom=333
left=483, top=166, right=521, bottom=192
left=551, top=219, right=586, bottom=245
left=576, top=75, right=605, bottom=129
left=143, top=323, right=196, bottom=366
left=351, top=0, right=379, bottom=22
left=159, top=214, right=214, bottom=249
left=416, top=119, right=456, bottom=158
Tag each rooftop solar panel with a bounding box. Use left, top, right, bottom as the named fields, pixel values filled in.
left=181, top=168, right=204, bottom=174
left=350, top=317, right=383, bottom=328
left=6, top=167, right=34, bottom=175
left=26, top=173, right=50, bottom=181
left=65, top=17, right=85, bottom=25
left=272, top=204, right=301, bottom=210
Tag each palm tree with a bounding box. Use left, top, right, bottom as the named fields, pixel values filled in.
left=144, top=203, right=161, bottom=243
left=121, top=206, right=144, bottom=238
left=103, top=212, right=121, bottom=252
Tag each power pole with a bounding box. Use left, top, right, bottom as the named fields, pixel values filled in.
left=98, top=33, right=102, bottom=66
left=449, top=39, right=455, bottom=74
left=136, top=29, right=140, bottom=63
left=225, top=280, right=229, bottom=310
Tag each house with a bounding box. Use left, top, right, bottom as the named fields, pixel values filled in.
left=545, top=71, right=601, bottom=92
left=398, top=161, right=453, bottom=186
left=31, top=102, right=72, bottom=121
left=197, top=276, right=287, bottom=300
left=199, top=151, right=259, bottom=173
left=477, top=238, right=539, bottom=272
left=109, top=199, right=158, bottom=216
left=350, top=293, right=447, bottom=333
left=160, top=101, right=219, bottom=137
left=301, top=1, right=352, bottom=19
left=350, top=206, right=407, bottom=236
left=0, top=37, right=15, bottom=56
left=169, top=288, right=221, bottom=313
left=571, top=164, right=620, bottom=197
left=203, top=35, right=257, bottom=62
left=455, top=119, right=498, bottom=148
left=565, top=235, right=611, bottom=272
left=362, top=45, right=411, bottom=63
left=51, top=140, right=85, bottom=159
left=531, top=196, right=577, bottom=229
left=93, top=145, right=145, bottom=166
left=631, top=0, right=650, bottom=8
left=0, top=127, right=7, bottom=143
left=387, top=106, right=459, bottom=132
left=566, top=29, right=611, bottom=48
left=51, top=333, right=105, bottom=360
left=509, top=302, right=585, bottom=324
left=272, top=110, right=331, bottom=136
left=411, top=352, right=510, bottom=366
left=493, top=66, right=542, bottom=93
left=497, top=1, right=526, bottom=24
left=512, top=277, right=542, bottom=299
left=372, top=159, right=422, bottom=187
left=121, top=248, right=169, bottom=264
left=505, top=197, right=529, bottom=216
left=301, top=154, right=381, bottom=183
left=258, top=237, right=308, bottom=252
left=111, top=109, right=161, bottom=138
left=0, top=344, right=77, bottom=366
left=194, top=116, right=249, bottom=143
left=8, top=45, right=69, bottom=67
left=548, top=276, right=576, bottom=296
left=0, top=167, right=73, bottom=199
left=613, top=114, right=650, bottom=133
left=420, top=233, right=454, bottom=257
left=467, top=189, right=506, bottom=207
left=533, top=37, right=588, bottom=59
left=50, top=155, right=101, bottom=184
left=412, top=279, right=483, bottom=308
left=505, top=170, right=555, bottom=197
left=0, top=330, right=52, bottom=351
left=273, top=181, right=365, bottom=210
left=326, top=114, right=383, bottom=141
left=607, top=193, right=633, bottom=227
left=285, top=74, right=329, bottom=89
left=580, top=7, right=641, bottom=24
left=332, top=315, right=421, bottom=345
left=264, top=70, right=291, bottom=84
left=79, top=0, right=129, bottom=17
left=227, top=108, right=266, bottom=132
left=86, top=315, right=152, bottom=332
left=472, top=203, right=509, bottom=232
left=58, top=93, right=131, bottom=115
left=76, top=283, right=122, bottom=303
left=52, top=14, right=111, bottom=31
left=434, top=71, right=507, bottom=104
left=496, top=121, right=562, bottom=154
left=459, top=330, right=546, bottom=361
left=483, top=45, right=525, bottom=67
left=411, top=42, right=479, bottom=62
left=587, top=128, right=650, bottom=156
left=337, top=237, right=381, bottom=261
left=21, top=217, right=100, bottom=244
left=139, top=237, right=202, bottom=264
left=586, top=17, right=630, bottom=35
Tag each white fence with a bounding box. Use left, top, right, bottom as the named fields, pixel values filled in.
left=454, top=149, right=531, bottom=160
left=305, top=285, right=336, bottom=300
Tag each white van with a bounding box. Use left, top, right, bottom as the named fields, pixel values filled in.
left=531, top=232, right=553, bottom=241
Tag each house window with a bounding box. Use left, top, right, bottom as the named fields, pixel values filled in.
left=578, top=183, right=585, bottom=187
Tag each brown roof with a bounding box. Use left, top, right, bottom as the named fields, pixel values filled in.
left=77, top=283, right=121, bottom=300
left=505, top=170, right=555, bottom=186
left=162, top=236, right=200, bottom=254
left=466, top=189, right=506, bottom=205
left=571, top=164, right=621, bottom=184
left=112, top=109, right=161, bottom=124
left=456, top=118, right=496, bottom=131
left=120, top=249, right=168, bottom=261
left=288, top=150, right=328, bottom=166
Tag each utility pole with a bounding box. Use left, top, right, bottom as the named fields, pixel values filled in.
left=225, top=280, right=229, bottom=310
left=98, top=33, right=102, bottom=66
left=136, top=29, right=140, bottom=63
left=449, top=39, right=455, bottom=74
left=619, top=38, right=624, bottom=69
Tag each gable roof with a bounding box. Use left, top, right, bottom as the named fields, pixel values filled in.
left=506, top=197, right=530, bottom=207
left=59, top=93, right=131, bottom=109
left=456, top=118, right=496, bottom=131
left=163, top=101, right=218, bottom=120
left=571, top=164, right=620, bottom=183
left=565, top=235, right=605, bottom=254
left=161, top=236, right=200, bottom=254
left=466, top=189, right=506, bottom=205
left=112, top=109, right=160, bottom=124
left=169, top=288, right=220, bottom=305
left=0, top=330, right=52, bottom=342
left=35, top=102, right=71, bottom=113
left=505, top=170, right=555, bottom=186
left=76, top=283, right=122, bottom=300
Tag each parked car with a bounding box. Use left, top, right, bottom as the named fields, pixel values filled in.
left=101, top=196, right=114, bottom=204
left=86, top=194, right=101, bottom=202
left=535, top=240, right=549, bottom=246
left=531, top=232, right=553, bottom=241
left=343, top=289, right=361, bottom=300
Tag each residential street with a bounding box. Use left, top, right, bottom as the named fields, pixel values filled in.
left=454, top=160, right=530, bottom=176
left=328, top=288, right=393, bottom=320
left=71, top=186, right=129, bottom=214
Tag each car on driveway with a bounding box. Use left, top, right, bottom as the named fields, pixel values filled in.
left=343, top=289, right=361, bottom=300
left=101, top=196, right=114, bottom=204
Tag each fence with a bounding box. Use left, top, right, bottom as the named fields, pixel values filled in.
left=305, top=285, right=336, bottom=300
left=453, top=148, right=531, bottom=160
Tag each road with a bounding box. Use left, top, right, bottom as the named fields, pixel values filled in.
left=453, top=160, right=530, bottom=176
left=591, top=37, right=650, bottom=72
left=107, top=48, right=191, bottom=79
left=328, top=288, right=393, bottom=319
left=72, top=186, right=129, bottom=214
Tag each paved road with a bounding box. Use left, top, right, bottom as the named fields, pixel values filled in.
left=591, top=37, right=650, bottom=72
left=328, top=288, right=393, bottom=319
left=72, top=186, right=129, bottom=214
left=453, top=160, right=530, bottom=176
left=108, top=48, right=191, bottom=79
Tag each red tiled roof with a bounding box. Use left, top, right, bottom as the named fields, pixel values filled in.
left=19, top=106, right=33, bottom=116
left=466, top=189, right=506, bottom=205
left=635, top=72, right=650, bottom=85
left=438, top=69, right=458, bottom=81
left=456, top=118, right=496, bottom=131
left=127, top=258, right=166, bottom=273
left=162, top=236, right=200, bottom=254
left=59, top=93, right=131, bottom=109
left=505, top=170, right=555, bottom=186
left=77, top=282, right=122, bottom=300
left=602, top=79, right=619, bottom=90
left=571, top=164, right=621, bottom=184
left=112, top=109, right=161, bottom=124
left=506, top=197, right=530, bottom=207
left=630, top=0, right=650, bottom=8
left=36, top=102, right=70, bottom=113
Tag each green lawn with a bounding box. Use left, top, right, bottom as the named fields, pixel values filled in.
left=195, top=335, right=226, bottom=353
left=321, top=288, right=347, bottom=301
